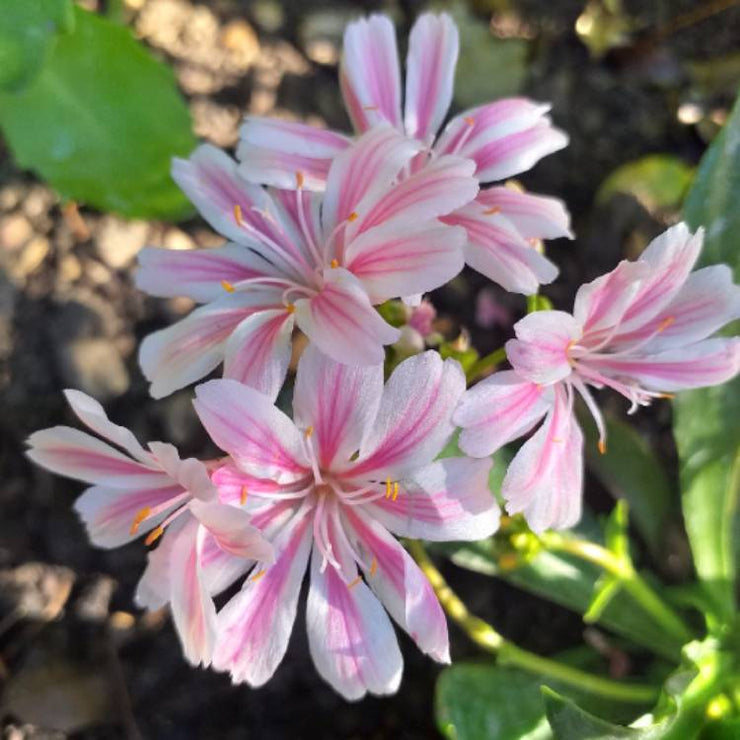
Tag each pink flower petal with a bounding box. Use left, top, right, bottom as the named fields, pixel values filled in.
left=212, top=506, right=313, bottom=686
left=475, top=187, right=573, bottom=240
left=194, top=378, right=309, bottom=484
left=502, top=387, right=583, bottom=532
left=343, top=506, right=449, bottom=663
left=364, top=456, right=499, bottom=541
left=455, top=370, right=553, bottom=457
left=294, top=267, right=400, bottom=365
left=293, top=345, right=383, bottom=470
left=223, top=308, right=295, bottom=400
left=404, top=12, right=459, bottom=142
left=345, top=220, right=466, bottom=303
left=350, top=352, right=465, bottom=478
left=444, top=206, right=559, bottom=294
left=147, top=442, right=216, bottom=500
left=306, top=544, right=403, bottom=700
left=136, top=245, right=275, bottom=303
left=506, top=311, right=582, bottom=384
left=237, top=117, right=351, bottom=190
left=340, top=15, right=403, bottom=133
left=211, top=462, right=291, bottom=505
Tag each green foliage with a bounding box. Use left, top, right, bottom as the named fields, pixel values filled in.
left=0, top=5, right=196, bottom=220
left=676, top=87, right=740, bottom=625
left=436, top=665, right=552, bottom=740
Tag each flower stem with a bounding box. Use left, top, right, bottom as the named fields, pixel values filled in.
left=407, top=540, right=659, bottom=705
left=466, top=346, right=507, bottom=384
left=539, top=531, right=695, bottom=646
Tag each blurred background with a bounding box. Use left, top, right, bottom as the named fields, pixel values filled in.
left=0, top=0, right=738, bottom=737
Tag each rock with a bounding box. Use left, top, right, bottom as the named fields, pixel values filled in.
left=58, top=254, right=82, bottom=283
left=57, top=337, right=130, bottom=401
left=191, top=98, right=241, bottom=146
left=220, top=19, right=260, bottom=67
left=0, top=563, right=75, bottom=621
left=75, top=576, right=116, bottom=622
left=162, top=228, right=195, bottom=251
left=21, top=186, right=57, bottom=221
left=0, top=214, right=33, bottom=252
left=95, top=216, right=149, bottom=269
left=14, top=237, right=50, bottom=278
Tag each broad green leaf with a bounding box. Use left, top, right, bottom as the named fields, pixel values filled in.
left=581, top=412, right=675, bottom=556
left=0, top=6, right=196, bottom=220
left=436, top=665, right=552, bottom=740
left=0, top=0, right=74, bottom=91
left=543, top=688, right=636, bottom=739
left=596, top=155, right=694, bottom=213
left=676, top=87, right=740, bottom=624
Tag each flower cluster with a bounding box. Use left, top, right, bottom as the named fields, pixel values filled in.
left=26, top=11, right=739, bottom=700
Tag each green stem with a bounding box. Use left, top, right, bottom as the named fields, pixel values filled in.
left=407, top=540, right=659, bottom=705
left=541, top=532, right=694, bottom=646
left=466, top=346, right=507, bottom=384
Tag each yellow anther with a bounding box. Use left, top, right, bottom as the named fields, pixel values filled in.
left=295, top=171, right=305, bottom=189
left=392, top=482, right=399, bottom=502
left=285, top=303, right=296, bottom=314
left=130, top=507, right=151, bottom=536
left=385, top=476, right=392, bottom=499
left=240, top=486, right=248, bottom=505
left=464, top=116, right=475, bottom=127
left=250, top=569, right=267, bottom=583
left=598, top=439, right=607, bottom=455
left=657, top=316, right=675, bottom=332
left=363, top=105, right=379, bottom=111
left=221, top=279, right=235, bottom=293
left=144, top=526, right=164, bottom=546
left=347, top=574, right=363, bottom=589
left=659, top=392, right=676, bottom=400
left=483, top=206, right=501, bottom=216
left=330, top=259, right=339, bottom=268
left=233, top=204, right=243, bottom=226
left=369, top=557, right=378, bottom=576
left=551, top=437, right=563, bottom=444
left=305, top=426, right=314, bottom=439
left=347, top=211, right=359, bottom=222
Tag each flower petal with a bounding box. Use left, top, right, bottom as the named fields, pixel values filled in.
left=404, top=12, right=459, bottom=143
left=147, top=441, right=216, bottom=500
left=138, top=292, right=279, bottom=399
left=306, top=544, right=403, bottom=701
left=455, top=370, right=553, bottom=457
left=506, top=311, right=582, bottom=384
left=365, top=456, right=499, bottom=541
left=136, top=244, right=275, bottom=303
left=444, top=206, right=559, bottom=294
left=345, top=220, right=466, bottom=303
left=294, top=267, right=400, bottom=365
left=502, top=387, right=583, bottom=532
left=223, top=308, right=294, bottom=400
left=194, top=378, right=309, bottom=483
left=237, top=117, right=351, bottom=190
left=293, top=345, right=383, bottom=469
left=343, top=506, right=449, bottom=663
left=351, top=352, right=465, bottom=478
left=475, top=187, right=573, bottom=240
left=340, top=15, right=403, bottom=133
left=212, top=506, right=313, bottom=686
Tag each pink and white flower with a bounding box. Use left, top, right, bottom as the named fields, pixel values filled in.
left=25, top=390, right=273, bottom=666
left=193, top=348, right=499, bottom=699
left=137, top=125, right=477, bottom=398
left=237, top=12, right=572, bottom=295
left=455, top=223, right=740, bottom=532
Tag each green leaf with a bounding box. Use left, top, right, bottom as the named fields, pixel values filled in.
left=0, top=0, right=74, bottom=91
left=581, top=412, right=675, bottom=556
left=543, top=687, right=637, bottom=739
left=596, top=155, right=695, bottom=213
left=676, top=87, right=740, bottom=624
left=436, top=664, right=552, bottom=740
left=0, top=6, right=196, bottom=220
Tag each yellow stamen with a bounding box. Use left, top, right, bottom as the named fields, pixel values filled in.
left=250, top=569, right=267, bottom=583
left=464, top=116, right=475, bottom=127
left=221, top=279, right=235, bottom=293
left=295, top=171, right=305, bottom=189
left=347, top=575, right=363, bottom=589
left=305, top=426, right=314, bottom=439
left=551, top=437, right=563, bottom=444
left=385, top=476, right=392, bottom=499
left=240, top=486, right=248, bottom=505
left=369, top=557, right=378, bottom=576
left=659, top=392, right=676, bottom=400
left=392, top=482, right=399, bottom=502
left=598, top=439, right=607, bottom=455
left=233, top=204, right=243, bottom=226
left=363, top=105, right=379, bottom=111
left=330, top=259, right=339, bottom=268
left=285, top=303, right=295, bottom=314
left=130, top=506, right=151, bottom=536
left=483, top=206, right=501, bottom=216
left=657, top=316, right=675, bottom=332
left=347, top=211, right=359, bottom=222
left=144, top=526, right=164, bottom=546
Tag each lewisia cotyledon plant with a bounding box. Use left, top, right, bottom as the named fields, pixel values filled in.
left=238, top=12, right=572, bottom=295
left=136, top=125, right=478, bottom=399
left=454, top=223, right=740, bottom=532
left=192, top=348, right=500, bottom=700
left=25, top=391, right=273, bottom=666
